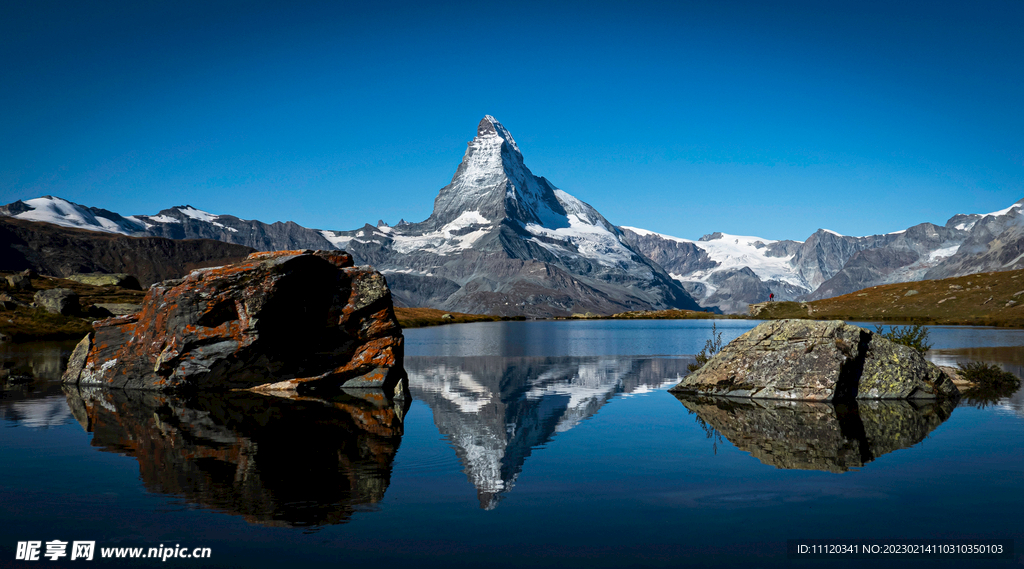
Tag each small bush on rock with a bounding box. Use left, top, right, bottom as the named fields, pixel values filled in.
left=875, top=324, right=932, bottom=354
left=957, top=361, right=1021, bottom=405
left=957, top=361, right=1020, bottom=390
left=688, top=322, right=723, bottom=373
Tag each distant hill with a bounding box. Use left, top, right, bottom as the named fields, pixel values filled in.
left=752, top=268, right=1024, bottom=327
left=0, top=217, right=255, bottom=286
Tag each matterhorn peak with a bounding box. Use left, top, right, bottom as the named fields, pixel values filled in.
left=426, top=115, right=559, bottom=228
left=478, top=115, right=521, bottom=156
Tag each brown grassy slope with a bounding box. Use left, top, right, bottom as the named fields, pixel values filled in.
left=394, top=307, right=521, bottom=328
left=757, top=269, right=1024, bottom=326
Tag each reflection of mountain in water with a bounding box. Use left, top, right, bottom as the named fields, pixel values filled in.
left=407, top=356, right=690, bottom=509
left=0, top=340, right=80, bottom=427
left=675, top=395, right=955, bottom=472
left=64, top=386, right=409, bottom=527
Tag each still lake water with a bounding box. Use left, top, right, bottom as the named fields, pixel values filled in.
left=2, top=320, right=1023, bottom=568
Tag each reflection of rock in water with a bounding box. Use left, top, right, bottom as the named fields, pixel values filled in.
left=407, top=356, right=690, bottom=509
left=64, top=386, right=408, bottom=527
left=675, top=395, right=955, bottom=472
left=930, top=347, right=1024, bottom=418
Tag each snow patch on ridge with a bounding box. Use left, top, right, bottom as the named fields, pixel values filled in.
left=391, top=210, right=492, bottom=255
left=13, top=197, right=133, bottom=234
left=521, top=191, right=643, bottom=271
left=176, top=206, right=218, bottom=222
left=928, top=244, right=961, bottom=261
left=628, top=227, right=808, bottom=289
left=982, top=203, right=1024, bottom=218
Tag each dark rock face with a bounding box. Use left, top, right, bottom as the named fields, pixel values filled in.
left=675, top=395, right=956, bottom=472
left=669, top=319, right=960, bottom=400
left=62, top=250, right=406, bottom=395
left=926, top=203, right=1024, bottom=279
left=619, top=227, right=719, bottom=276
left=805, top=223, right=968, bottom=300
left=0, top=217, right=254, bottom=287
left=33, top=288, right=79, bottom=315
left=65, top=386, right=408, bottom=527
left=138, top=208, right=338, bottom=252
left=808, top=248, right=922, bottom=300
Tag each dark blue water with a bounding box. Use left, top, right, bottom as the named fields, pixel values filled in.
left=2, top=321, right=1022, bottom=568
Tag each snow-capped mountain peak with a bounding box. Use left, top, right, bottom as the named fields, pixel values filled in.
left=174, top=205, right=220, bottom=222
left=479, top=115, right=521, bottom=157
left=427, top=116, right=566, bottom=230
left=0, top=195, right=146, bottom=234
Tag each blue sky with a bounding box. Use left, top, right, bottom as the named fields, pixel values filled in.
left=1, top=0, right=1022, bottom=241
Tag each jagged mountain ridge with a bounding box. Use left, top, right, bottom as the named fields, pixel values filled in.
left=3, top=116, right=1023, bottom=314
left=1, top=117, right=700, bottom=317
left=621, top=199, right=1024, bottom=312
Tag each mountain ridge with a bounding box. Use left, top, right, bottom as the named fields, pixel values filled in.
left=3, top=118, right=1022, bottom=314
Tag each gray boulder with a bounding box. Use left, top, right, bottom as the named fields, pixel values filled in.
left=669, top=319, right=959, bottom=400
left=6, top=274, right=31, bottom=291
left=33, top=288, right=79, bottom=315
left=67, top=273, right=142, bottom=290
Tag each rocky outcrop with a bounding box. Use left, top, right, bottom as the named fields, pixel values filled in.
left=33, top=288, right=79, bottom=315
left=675, top=395, right=955, bottom=472
left=669, top=319, right=959, bottom=400
left=62, top=250, right=406, bottom=396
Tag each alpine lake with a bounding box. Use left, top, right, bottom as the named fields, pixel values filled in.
left=2, top=319, right=1022, bottom=568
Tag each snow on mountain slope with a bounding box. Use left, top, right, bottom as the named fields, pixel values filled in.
left=621, top=226, right=808, bottom=289
left=6, top=196, right=146, bottom=234
left=523, top=190, right=646, bottom=272
left=1, top=197, right=241, bottom=235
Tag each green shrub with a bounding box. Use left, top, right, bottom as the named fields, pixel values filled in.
left=957, top=361, right=1020, bottom=389
left=957, top=361, right=1021, bottom=405
left=688, top=322, right=723, bottom=373
left=874, top=324, right=932, bottom=354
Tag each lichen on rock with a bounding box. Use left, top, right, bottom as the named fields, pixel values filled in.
left=63, top=250, right=406, bottom=396
left=669, top=319, right=959, bottom=401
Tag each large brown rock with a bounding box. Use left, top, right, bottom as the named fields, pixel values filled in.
left=62, top=250, right=406, bottom=396
left=669, top=319, right=959, bottom=400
